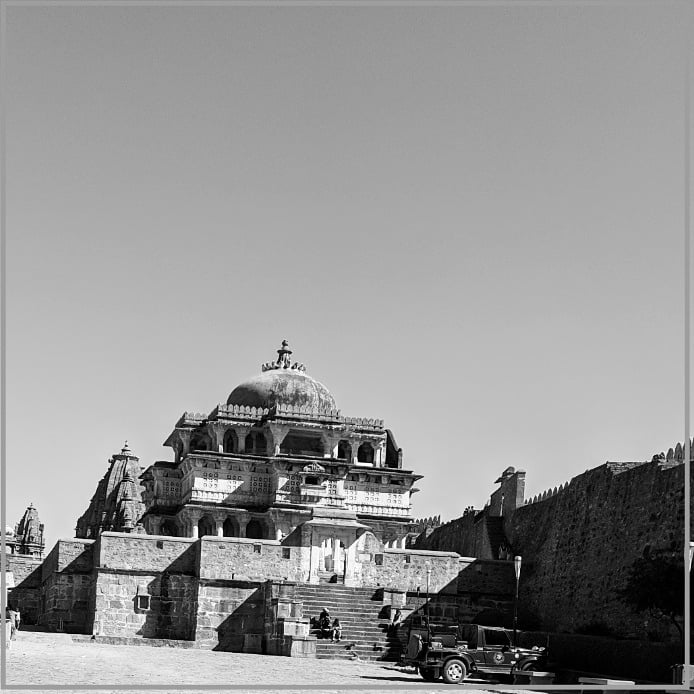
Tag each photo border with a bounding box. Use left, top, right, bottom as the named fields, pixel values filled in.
left=0, top=0, right=690, bottom=690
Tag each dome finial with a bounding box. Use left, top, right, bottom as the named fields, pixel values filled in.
left=277, top=340, right=292, bottom=368
left=262, top=340, right=306, bottom=373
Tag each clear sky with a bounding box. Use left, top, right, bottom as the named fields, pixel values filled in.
left=4, top=3, right=690, bottom=549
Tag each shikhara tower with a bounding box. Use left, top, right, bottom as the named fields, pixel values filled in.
left=139, top=340, right=421, bottom=583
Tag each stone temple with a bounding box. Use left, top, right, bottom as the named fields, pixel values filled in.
left=6, top=340, right=687, bottom=677
left=7, top=341, right=489, bottom=659
left=77, top=340, right=421, bottom=585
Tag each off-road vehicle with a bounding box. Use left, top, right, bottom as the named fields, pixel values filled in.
left=403, top=623, right=547, bottom=684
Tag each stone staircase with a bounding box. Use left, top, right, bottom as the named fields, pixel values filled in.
left=294, top=584, right=407, bottom=661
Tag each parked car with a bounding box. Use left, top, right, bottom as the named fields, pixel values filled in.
left=403, top=622, right=548, bottom=684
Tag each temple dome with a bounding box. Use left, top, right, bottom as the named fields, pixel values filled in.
left=227, top=341, right=336, bottom=411
left=227, top=369, right=336, bottom=411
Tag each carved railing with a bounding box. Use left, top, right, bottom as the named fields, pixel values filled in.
left=216, top=404, right=271, bottom=420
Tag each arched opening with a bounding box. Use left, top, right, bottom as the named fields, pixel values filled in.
left=223, top=430, right=237, bottom=453
left=223, top=517, right=237, bottom=537
left=198, top=516, right=215, bottom=537
left=280, top=432, right=325, bottom=456
left=357, top=442, right=374, bottom=464
left=337, top=440, right=351, bottom=460
left=305, top=475, right=319, bottom=486
left=190, top=432, right=211, bottom=452
left=246, top=519, right=264, bottom=539
left=160, top=520, right=178, bottom=537
left=244, top=430, right=268, bottom=455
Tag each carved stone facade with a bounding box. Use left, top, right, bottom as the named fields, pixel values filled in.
left=136, top=342, right=419, bottom=583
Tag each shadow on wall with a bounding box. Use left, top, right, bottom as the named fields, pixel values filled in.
left=212, top=584, right=266, bottom=652
left=41, top=546, right=95, bottom=633
left=138, top=543, right=198, bottom=640
left=7, top=562, right=42, bottom=625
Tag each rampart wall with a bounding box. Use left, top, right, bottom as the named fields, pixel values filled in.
left=509, top=460, right=687, bottom=636
left=414, top=458, right=689, bottom=637
left=413, top=510, right=492, bottom=558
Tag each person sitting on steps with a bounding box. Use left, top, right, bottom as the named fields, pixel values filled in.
left=330, top=618, right=342, bottom=642
left=318, top=608, right=332, bottom=638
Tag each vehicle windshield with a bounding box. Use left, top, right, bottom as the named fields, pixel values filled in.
left=483, top=629, right=511, bottom=647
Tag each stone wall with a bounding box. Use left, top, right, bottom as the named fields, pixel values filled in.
left=356, top=548, right=462, bottom=593
left=97, top=533, right=196, bottom=573
left=6, top=555, right=42, bottom=624
left=415, top=458, right=689, bottom=638
left=508, top=460, right=687, bottom=636
left=39, top=539, right=95, bottom=632
left=414, top=511, right=493, bottom=559
left=92, top=570, right=198, bottom=640
left=195, top=581, right=266, bottom=650
left=92, top=533, right=197, bottom=640
left=198, top=537, right=309, bottom=582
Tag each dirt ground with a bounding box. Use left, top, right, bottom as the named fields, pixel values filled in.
left=3, top=630, right=527, bottom=693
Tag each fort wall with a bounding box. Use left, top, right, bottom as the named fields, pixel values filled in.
left=508, top=460, right=687, bottom=636
left=415, top=458, right=689, bottom=637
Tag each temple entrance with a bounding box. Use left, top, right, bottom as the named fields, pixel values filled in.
left=319, top=537, right=346, bottom=581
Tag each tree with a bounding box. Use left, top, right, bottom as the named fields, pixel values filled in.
left=619, top=551, right=687, bottom=641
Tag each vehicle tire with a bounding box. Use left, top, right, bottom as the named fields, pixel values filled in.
left=442, top=658, right=467, bottom=684
left=519, top=660, right=538, bottom=671
left=419, top=667, right=439, bottom=681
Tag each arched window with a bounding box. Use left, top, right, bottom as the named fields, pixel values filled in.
left=280, top=432, right=325, bottom=456
left=357, top=442, right=374, bottom=464
left=223, top=430, right=237, bottom=454
left=246, top=519, right=264, bottom=539
left=305, top=475, right=319, bottom=486
left=337, top=440, right=351, bottom=460
left=255, top=433, right=267, bottom=455
left=223, top=518, right=237, bottom=537
left=190, top=433, right=211, bottom=452
left=198, top=516, right=215, bottom=537
left=245, top=433, right=254, bottom=453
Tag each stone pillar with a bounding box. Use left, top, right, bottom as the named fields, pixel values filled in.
left=216, top=520, right=223, bottom=537
left=192, top=524, right=199, bottom=538
left=308, top=530, right=321, bottom=583
left=236, top=429, right=247, bottom=454
left=332, top=537, right=341, bottom=572
left=350, top=439, right=361, bottom=465
left=344, top=534, right=358, bottom=587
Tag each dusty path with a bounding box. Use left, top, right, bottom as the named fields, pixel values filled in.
left=3, top=631, right=526, bottom=692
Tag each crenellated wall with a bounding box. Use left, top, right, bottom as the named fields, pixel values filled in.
left=508, top=459, right=688, bottom=636
left=414, top=455, right=690, bottom=638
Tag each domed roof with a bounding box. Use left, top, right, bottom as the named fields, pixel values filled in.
left=227, top=340, right=337, bottom=411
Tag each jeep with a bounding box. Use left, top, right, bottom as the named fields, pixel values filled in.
left=403, top=623, right=547, bottom=684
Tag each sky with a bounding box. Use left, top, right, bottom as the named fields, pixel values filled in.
left=4, top=2, right=690, bottom=549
